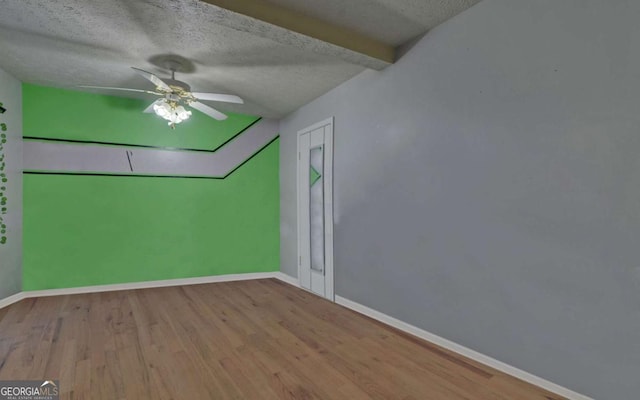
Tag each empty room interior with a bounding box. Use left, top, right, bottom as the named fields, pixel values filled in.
left=0, top=0, right=637, bottom=399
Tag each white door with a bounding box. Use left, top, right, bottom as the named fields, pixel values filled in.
left=297, top=118, right=334, bottom=300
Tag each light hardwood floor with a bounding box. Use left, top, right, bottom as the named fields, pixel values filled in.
left=0, top=279, right=565, bottom=399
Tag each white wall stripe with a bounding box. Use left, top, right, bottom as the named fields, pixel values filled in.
left=23, top=118, right=278, bottom=177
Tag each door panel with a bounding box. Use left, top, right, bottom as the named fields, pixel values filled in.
left=298, top=119, right=334, bottom=300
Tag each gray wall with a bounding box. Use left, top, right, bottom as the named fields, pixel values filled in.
left=279, top=1, right=640, bottom=398
left=0, top=67, right=22, bottom=299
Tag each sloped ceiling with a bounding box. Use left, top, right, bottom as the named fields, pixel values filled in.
left=0, top=0, right=480, bottom=118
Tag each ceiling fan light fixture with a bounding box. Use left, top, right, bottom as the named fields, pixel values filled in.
left=81, top=66, right=240, bottom=127
left=153, top=99, right=192, bottom=128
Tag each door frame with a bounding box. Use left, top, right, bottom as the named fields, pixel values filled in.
left=296, top=117, right=334, bottom=301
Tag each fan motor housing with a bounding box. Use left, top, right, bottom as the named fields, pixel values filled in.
left=162, top=78, right=191, bottom=93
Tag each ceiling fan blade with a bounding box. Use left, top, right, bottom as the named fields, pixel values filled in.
left=189, top=101, right=228, bottom=120
left=78, top=85, right=161, bottom=95
left=191, top=92, right=244, bottom=104
left=143, top=100, right=158, bottom=113
left=131, top=67, right=172, bottom=92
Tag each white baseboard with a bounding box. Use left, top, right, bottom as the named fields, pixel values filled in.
left=0, top=272, right=279, bottom=305
left=272, top=272, right=591, bottom=400
left=0, top=292, right=25, bottom=310
left=273, top=271, right=299, bottom=286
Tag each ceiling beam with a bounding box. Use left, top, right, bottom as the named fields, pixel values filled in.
left=199, top=0, right=395, bottom=70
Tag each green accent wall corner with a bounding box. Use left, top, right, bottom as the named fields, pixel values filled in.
left=22, top=84, right=279, bottom=291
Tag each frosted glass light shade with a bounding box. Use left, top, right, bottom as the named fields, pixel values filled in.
left=153, top=100, right=192, bottom=126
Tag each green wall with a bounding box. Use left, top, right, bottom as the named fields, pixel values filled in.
left=22, top=83, right=258, bottom=149
left=23, top=84, right=279, bottom=290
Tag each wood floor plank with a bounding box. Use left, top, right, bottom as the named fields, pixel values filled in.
left=0, top=279, right=566, bottom=400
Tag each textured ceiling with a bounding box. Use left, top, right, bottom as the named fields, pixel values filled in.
left=0, top=0, right=480, bottom=118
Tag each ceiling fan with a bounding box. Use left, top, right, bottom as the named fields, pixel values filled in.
left=80, top=64, right=243, bottom=128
